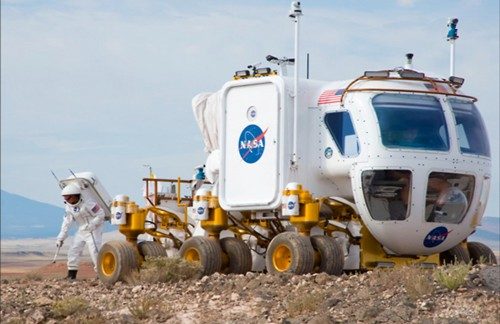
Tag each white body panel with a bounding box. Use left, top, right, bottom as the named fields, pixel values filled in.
left=220, top=78, right=285, bottom=210
left=212, top=73, right=491, bottom=257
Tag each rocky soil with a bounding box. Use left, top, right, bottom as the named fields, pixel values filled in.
left=1, top=265, right=499, bottom=324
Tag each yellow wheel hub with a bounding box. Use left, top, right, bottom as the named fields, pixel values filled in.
left=184, top=248, right=200, bottom=262
left=101, top=252, right=116, bottom=276
left=273, top=244, right=292, bottom=272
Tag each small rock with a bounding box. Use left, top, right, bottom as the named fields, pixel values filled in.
left=230, top=293, right=239, bottom=301
left=314, top=273, right=330, bottom=285
left=34, top=296, right=52, bottom=306
left=308, top=314, right=333, bottom=324
left=26, top=309, right=44, bottom=324
left=323, top=297, right=340, bottom=308
left=479, top=265, right=500, bottom=292
left=131, top=285, right=142, bottom=293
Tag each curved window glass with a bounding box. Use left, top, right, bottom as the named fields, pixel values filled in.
left=324, top=111, right=359, bottom=156
left=372, top=94, right=449, bottom=151
left=425, top=172, right=475, bottom=224
left=449, top=99, right=490, bottom=157
left=361, top=170, right=412, bottom=221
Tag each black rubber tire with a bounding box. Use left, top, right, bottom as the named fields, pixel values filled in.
left=220, top=237, right=252, bottom=274
left=310, top=235, right=344, bottom=276
left=97, top=240, right=139, bottom=285
left=266, top=232, right=315, bottom=275
left=138, top=241, right=167, bottom=259
left=179, top=236, right=222, bottom=277
left=467, top=241, right=497, bottom=265
left=440, top=244, right=471, bottom=265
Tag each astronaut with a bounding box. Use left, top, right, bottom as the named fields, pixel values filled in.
left=56, top=183, right=105, bottom=280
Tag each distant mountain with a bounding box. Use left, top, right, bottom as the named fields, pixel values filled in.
left=1, top=190, right=498, bottom=250
left=469, top=216, right=500, bottom=250
left=1, top=190, right=113, bottom=239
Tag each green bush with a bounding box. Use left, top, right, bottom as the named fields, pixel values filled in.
left=52, top=297, right=88, bottom=318
left=433, top=263, right=471, bottom=290
left=129, top=256, right=202, bottom=284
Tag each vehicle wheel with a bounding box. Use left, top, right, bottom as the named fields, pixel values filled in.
left=266, top=232, right=314, bottom=275
left=138, top=241, right=167, bottom=259
left=98, top=240, right=139, bottom=285
left=220, top=237, right=252, bottom=274
left=440, top=244, right=471, bottom=265
left=467, top=242, right=497, bottom=265
left=310, top=235, right=344, bottom=276
left=179, top=236, right=222, bottom=277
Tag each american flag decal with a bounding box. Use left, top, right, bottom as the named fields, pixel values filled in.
left=91, top=203, right=101, bottom=213
left=318, top=89, right=345, bottom=105
left=424, top=83, right=448, bottom=93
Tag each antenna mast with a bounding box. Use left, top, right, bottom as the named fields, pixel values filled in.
left=289, top=1, right=302, bottom=168
left=447, top=18, right=459, bottom=77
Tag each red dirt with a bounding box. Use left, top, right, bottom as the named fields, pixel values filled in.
left=1, top=261, right=96, bottom=280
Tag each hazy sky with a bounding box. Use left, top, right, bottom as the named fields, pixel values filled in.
left=1, top=0, right=499, bottom=217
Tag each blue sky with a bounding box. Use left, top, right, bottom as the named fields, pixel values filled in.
left=1, top=0, right=499, bottom=217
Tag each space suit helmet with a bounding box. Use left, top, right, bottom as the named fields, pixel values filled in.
left=61, top=183, right=82, bottom=205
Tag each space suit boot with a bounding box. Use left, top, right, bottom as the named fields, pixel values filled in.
left=66, top=270, right=77, bottom=280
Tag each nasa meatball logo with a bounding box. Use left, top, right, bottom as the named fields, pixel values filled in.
left=288, top=201, right=295, bottom=210
left=116, top=211, right=123, bottom=220
left=238, top=124, right=268, bottom=164
left=197, top=207, right=205, bottom=215
left=423, top=226, right=452, bottom=248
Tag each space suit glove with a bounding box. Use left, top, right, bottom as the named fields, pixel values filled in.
left=56, top=240, right=64, bottom=248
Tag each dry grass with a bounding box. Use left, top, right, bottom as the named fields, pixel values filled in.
left=400, top=266, right=434, bottom=300
left=433, top=262, right=471, bottom=290
left=24, top=271, right=43, bottom=281
left=128, top=297, right=155, bottom=320
left=371, top=266, right=434, bottom=300
left=126, top=256, right=202, bottom=284
left=52, top=297, right=88, bottom=318
left=285, top=291, right=327, bottom=317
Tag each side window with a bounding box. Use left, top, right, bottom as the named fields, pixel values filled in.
left=324, top=111, right=359, bottom=156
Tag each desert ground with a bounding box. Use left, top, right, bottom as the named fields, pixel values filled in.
left=1, top=234, right=499, bottom=323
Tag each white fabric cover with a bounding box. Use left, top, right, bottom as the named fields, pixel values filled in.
left=192, top=92, right=221, bottom=153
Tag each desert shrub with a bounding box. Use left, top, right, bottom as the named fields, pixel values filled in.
left=129, top=256, right=202, bottom=284
left=128, top=297, right=155, bottom=320
left=370, top=268, right=400, bottom=290
left=52, top=297, right=88, bottom=318
left=400, top=266, right=434, bottom=300
left=24, top=271, right=42, bottom=281
left=433, top=262, right=471, bottom=290
left=285, top=291, right=326, bottom=317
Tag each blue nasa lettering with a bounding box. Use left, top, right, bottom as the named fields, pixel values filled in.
left=423, top=226, right=451, bottom=248
left=238, top=124, right=268, bottom=164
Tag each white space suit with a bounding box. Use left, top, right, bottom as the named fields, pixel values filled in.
left=57, top=199, right=105, bottom=272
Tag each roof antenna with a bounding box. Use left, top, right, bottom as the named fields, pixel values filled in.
left=447, top=18, right=459, bottom=77
left=404, top=53, right=414, bottom=70
left=266, top=55, right=294, bottom=76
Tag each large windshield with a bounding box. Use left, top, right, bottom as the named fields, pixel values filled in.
left=449, top=99, right=490, bottom=157
left=372, top=94, right=449, bottom=151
